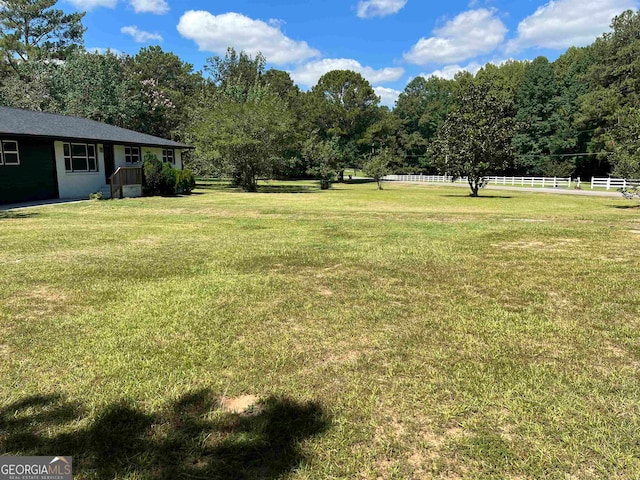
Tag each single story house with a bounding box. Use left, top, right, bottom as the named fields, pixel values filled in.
left=0, top=106, right=191, bottom=204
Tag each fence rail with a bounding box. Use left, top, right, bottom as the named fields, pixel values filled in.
left=385, top=175, right=575, bottom=188
left=590, top=177, right=640, bottom=190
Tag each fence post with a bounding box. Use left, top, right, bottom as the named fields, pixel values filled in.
left=606, top=177, right=611, bottom=190
left=568, top=178, right=572, bottom=189
left=591, top=177, right=595, bottom=189
left=542, top=177, right=545, bottom=188
left=623, top=178, right=627, bottom=189
left=554, top=177, right=557, bottom=188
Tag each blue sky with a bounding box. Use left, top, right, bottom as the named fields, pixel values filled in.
left=66, top=0, right=638, bottom=106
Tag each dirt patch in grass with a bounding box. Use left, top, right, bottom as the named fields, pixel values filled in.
left=318, top=286, right=333, bottom=297
left=495, top=239, right=580, bottom=251
left=27, top=286, right=68, bottom=303
left=4, top=285, right=72, bottom=321
left=603, top=340, right=627, bottom=358
left=0, top=343, right=12, bottom=358
left=220, top=395, right=261, bottom=415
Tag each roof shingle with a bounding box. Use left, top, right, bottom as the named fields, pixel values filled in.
left=0, top=107, right=191, bottom=148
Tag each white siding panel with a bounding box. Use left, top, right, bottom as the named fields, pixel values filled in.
left=54, top=141, right=106, bottom=199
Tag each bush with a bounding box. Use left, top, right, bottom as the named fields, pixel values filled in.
left=161, top=162, right=176, bottom=195
left=89, top=191, right=104, bottom=200
left=143, top=153, right=176, bottom=196
left=175, top=169, right=196, bottom=194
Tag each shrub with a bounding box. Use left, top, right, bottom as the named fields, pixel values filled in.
left=175, top=169, right=196, bottom=194
left=89, top=191, right=104, bottom=200
left=143, top=153, right=163, bottom=196
left=161, top=162, right=176, bottom=195
left=143, top=153, right=176, bottom=196
left=363, top=149, right=392, bottom=190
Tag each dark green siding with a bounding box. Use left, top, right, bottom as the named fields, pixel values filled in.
left=0, top=137, right=58, bottom=204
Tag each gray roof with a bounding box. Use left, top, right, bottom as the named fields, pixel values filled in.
left=0, top=106, right=191, bottom=149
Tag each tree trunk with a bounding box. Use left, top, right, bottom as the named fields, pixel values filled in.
left=241, top=169, right=258, bottom=192
left=337, top=170, right=345, bottom=183
left=377, top=179, right=383, bottom=190
left=468, top=178, right=479, bottom=197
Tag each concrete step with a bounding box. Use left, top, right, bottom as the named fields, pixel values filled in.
left=99, top=186, right=112, bottom=199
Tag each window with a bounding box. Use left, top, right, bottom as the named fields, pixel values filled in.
left=63, top=143, right=98, bottom=173
left=0, top=140, right=20, bottom=165
left=162, top=149, right=175, bottom=164
left=125, top=146, right=141, bottom=164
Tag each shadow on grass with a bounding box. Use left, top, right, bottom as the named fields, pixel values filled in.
left=0, top=211, right=39, bottom=219
left=0, top=390, right=330, bottom=480
left=611, top=204, right=640, bottom=209
left=343, top=178, right=376, bottom=185
left=196, top=183, right=319, bottom=194
left=196, top=182, right=240, bottom=192
left=257, top=185, right=318, bottom=194
left=440, top=194, right=513, bottom=199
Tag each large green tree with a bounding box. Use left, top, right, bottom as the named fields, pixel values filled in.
left=431, top=80, right=518, bottom=196
left=475, top=60, right=527, bottom=104
left=192, top=85, right=294, bottom=191
left=54, top=50, right=131, bottom=127
left=513, top=56, right=562, bottom=175
left=393, top=76, right=454, bottom=171
left=578, top=9, right=640, bottom=169
left=552, top=46, right=597, bottom=179
left=609, top=108, right=640, bottom=179
left=302, top=136, right=340, bottom=190
left=0, top=0, right=84, bottom=69
left=204, top=47, right=265, bottom=100
left=309, top=69, right=379, bottom=180
left=360, top=108, right=407, bottom=172
left=126, top=46, right=200, bottom=138
left=0, top=58, right=59, bottom=110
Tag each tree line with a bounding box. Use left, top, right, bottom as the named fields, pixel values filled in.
left=2, top=1, right=640, bottom=193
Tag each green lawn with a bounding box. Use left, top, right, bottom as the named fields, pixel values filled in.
left=1, top=181, right=640, bottom=479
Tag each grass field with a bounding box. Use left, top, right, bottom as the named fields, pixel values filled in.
left=1, top=180, right=640, bottom=479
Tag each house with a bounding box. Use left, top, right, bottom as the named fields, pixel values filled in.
left=0, top=106, right=191, bottom=204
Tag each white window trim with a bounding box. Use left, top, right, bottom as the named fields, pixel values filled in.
left=63, top=142, right=99, bottom=173
left=125, top=146, right=141, bottom=164
left=0, top=140, right=20, bottom=166
left=162, top=149, right=175, bottom=164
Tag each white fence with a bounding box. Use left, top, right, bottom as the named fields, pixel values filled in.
left=385, top=174, right=575, bottom=188
left=590, top=177, right=640, bottom=190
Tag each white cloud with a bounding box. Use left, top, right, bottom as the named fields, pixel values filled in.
left=357, top=0, right=407, bottom=18
left=66, top=0, right=117, bottom=9
left=289, top=58, right=404, bottom=87
left=129, top=0, right=169, bottom=14
left=507, top=0, right=637, bottom=52
left=177, top=11, right=319, bottom=65
left=374, top=86, right=401, bottom=107
left=121, top=25, right=163, bottom=43
left=404, top=8, right=507, bottom=65
left=420, top=62, right=483, bottom=80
